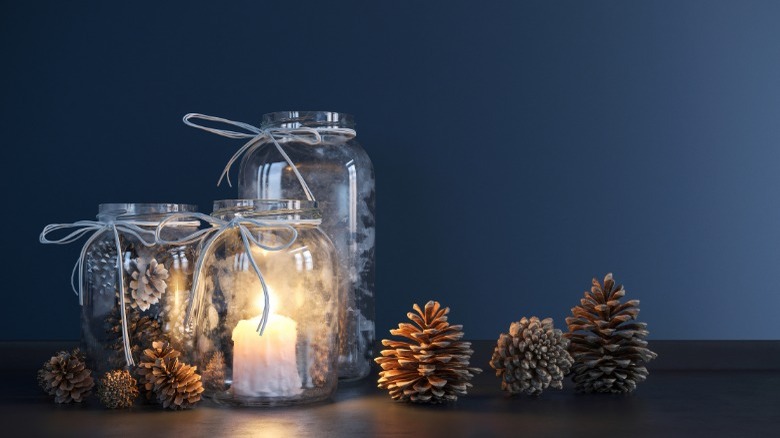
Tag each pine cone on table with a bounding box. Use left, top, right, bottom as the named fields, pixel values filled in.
left=38, top=349, right=95, bottom=403
left=136, top=341, right=203, bottom=410
left=490, top=316, right=573, bottom=396
left=375, top=301, right=482, bottom=404
left=566, top=273, right=658, bottom=393
left=97, top=369, right=139, bottom=409
left=126, top=257, right=169, bottom=311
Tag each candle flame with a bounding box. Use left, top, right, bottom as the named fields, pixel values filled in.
left=254, top=285, right=279, bottom=314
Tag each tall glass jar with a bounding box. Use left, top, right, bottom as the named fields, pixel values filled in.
left=81, top=203, right=199, bottom=374
left=237, top=111, right=375, bottom=380
left=191, top=199, right=339, bottom=407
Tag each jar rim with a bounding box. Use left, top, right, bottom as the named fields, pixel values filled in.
left=261, top=111, right=355, bottom=129
left=212, top=199, right=318, bottom=213
left=98, top=203, right=197, bottom=218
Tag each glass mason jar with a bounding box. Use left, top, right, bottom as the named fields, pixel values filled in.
left=191, top=199, right=339, bottom=407
left=81, top=203, right=199, bottom=374
left=237, top=111, right=375, bottom=380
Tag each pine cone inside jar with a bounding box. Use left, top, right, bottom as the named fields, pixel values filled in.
left=97, top=369, right=139, bottom=409
left=85, top=237, right=118, bottom=295
left=202, top=351, right=226, bottom=392
left=490, top=317, right=573, bottom=396
left=566, top=273, right=658, bottom=393
left=136, top=341, right=203, bottom=410
left=38, top=349, right=95, bottom=403
left=105, top=308, right=165, bottom=368
left=375, top=301, right=482, bottom=404
left=126, top=257, right=169, bottom=311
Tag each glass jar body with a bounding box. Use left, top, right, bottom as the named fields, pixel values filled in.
left=80, top=203, right=198, bottom=375
left=193, top=200, right=339, bottom=406
left=237, top=111, right=375, bottom=380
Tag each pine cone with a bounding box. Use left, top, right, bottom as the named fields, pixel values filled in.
left=566, top=273, right=658, bottom=393
left=490, top=317, right=573, bottom=396
left=126, top=257, right=169, bottom=311
left=97, top=370, right=139, bottom=409
left=375, top=301, right=481, bottom=404
left=86, top=238, right=118, bottom=294
left=38, top=349, right=95, bottom=403
left=202, top=351, right=226, bottom=392
left=136, top=341, right=203, bottom=410
left=105, top=308, right=165, bottom=368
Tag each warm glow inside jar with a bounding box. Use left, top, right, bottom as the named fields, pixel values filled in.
left=191, top=199, right=339, bottom=407
left=237, top=111, right=375, bottom=380
left=81, top=203, right=199, bottom=374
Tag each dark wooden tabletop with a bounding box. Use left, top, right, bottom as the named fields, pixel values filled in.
left=1, top=341, right=778, bottom=437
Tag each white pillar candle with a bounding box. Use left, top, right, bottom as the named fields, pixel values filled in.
left=231, top=314, right=303, bottom=397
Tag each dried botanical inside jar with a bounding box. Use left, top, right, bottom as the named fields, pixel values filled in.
left=81, top=203, right=199, bottom=373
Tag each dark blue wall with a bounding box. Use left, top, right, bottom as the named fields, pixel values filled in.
left=2, top=1, right=779, bottom=340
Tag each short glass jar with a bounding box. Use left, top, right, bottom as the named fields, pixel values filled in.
left=81, top=203, right=199, bottom=374
left=191, top=199, right=339, bottom=407
left=237, top=111, right=375, bottom=380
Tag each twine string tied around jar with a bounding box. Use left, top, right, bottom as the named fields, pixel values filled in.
left=39, top=216, right=159, bottom=367
left=182, top=112, right=357, bottom=199
left=156, top=212, right=298, bottom=337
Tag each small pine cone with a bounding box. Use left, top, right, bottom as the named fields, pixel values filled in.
left=375, top=301, right=482, bottom=404
left=97, top=370, right=139, bottom=409
left=202, top=351, right=226, bottom=392
left=566, top=273, right=658, bottom=393
left=490, top=317, right=573, bottom=396
left=38, top=349, right=95, bottom=403
left=136, top=341, right=204, bottom=410
left=127, top=258, right=169, bottom=311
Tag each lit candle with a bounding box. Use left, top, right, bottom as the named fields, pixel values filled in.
left=231, top=313, right=303, bottom=397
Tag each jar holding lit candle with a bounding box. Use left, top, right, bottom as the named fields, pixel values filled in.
left=184, top=111, right=375, bottom=380
left=186, top=199, right=340, bottom=406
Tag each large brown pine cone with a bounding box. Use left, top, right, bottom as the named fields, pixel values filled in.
left=375, top=301, right=482, bottom=404
left=566, top=273, right=658, bottom=393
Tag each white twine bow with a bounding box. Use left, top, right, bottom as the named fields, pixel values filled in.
left=156, top=212, right=298, bottom=336
left=183, top=113, right=356, bottom=200
left=39, top=218, right=158, bottom=366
